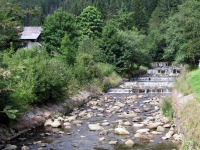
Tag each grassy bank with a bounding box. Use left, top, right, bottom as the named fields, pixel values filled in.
left=172, top=65, right=200, bottom=149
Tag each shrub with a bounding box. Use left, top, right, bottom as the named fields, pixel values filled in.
left=161, top=96, right=173, bottom=120
left=2, top=48, right=72, bottom=106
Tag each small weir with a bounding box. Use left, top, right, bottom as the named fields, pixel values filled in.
left=8, top=63, right=181, bottom=150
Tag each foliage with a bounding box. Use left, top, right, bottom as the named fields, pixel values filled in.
left=130, top=0, right=149, bottom=34
left=56, top=34, right=76, bottom=66
left=161, top=96, right=173, bottom=120
left=0, top=0, right=24, bottom=51
left=190, top=69, right=200, bottom=101
left=42, top=8, right=79, bottom=53
left=77, top=6, right=103, bottom=38
left=77, top=36, right=102, bottom=62
left=174, top=70, right=192, bottom=96
left=164, top=0, right=200, bottom=65
left=100, top=24, right=151, bottom=74
left=2, top=48, right=72, bottom=105
left=73, top=53, right=98, bottom=86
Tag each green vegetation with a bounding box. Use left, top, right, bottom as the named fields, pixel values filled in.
left=161, top=96, right=173, bottom=120
left=190, top=69, right=200, bottom=101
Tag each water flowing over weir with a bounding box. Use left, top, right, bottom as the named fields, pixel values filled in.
left=8, top=63, right=182, bottom=150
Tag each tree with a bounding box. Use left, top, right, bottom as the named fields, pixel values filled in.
left=42, top=8, right=79, bottom=53
left=163, top=0, right=200, bottom=65
left=77, top=6, right=103, bottom=38
left=100, top=24, right=151, bottom=74
left=130, top=0, right=149, bottom=34
left=57, top=34, right=76, bottom=66
left=0, top=0, right=24, bottom=51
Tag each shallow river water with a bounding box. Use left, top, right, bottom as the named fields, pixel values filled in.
left=10, top=93, right=180, bottom=150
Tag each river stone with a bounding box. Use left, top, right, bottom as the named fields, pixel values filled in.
left=78, top=110, right=87, bottom=117
left=68, top=115, right=77, bottom=122
left=157, top=126, right=165, bottom=132
left=118, top=113, right=136, bottom=118
left=127, top=95, right=138, bottom=100
left=163, top=124, right=171, bottom=128
left=108, top=141, right=118, bottom=145
left=99, top=137, right=105, bottom=141
left=51, top=119, right=61, bottom=128
left=44, top=119, right=53, bottom=126
left=125, top=139, right=134, bottom=147
left=63, top=122, right=71, bottom=126
left=148, top=122, right=162, bottom=129
left=114, top=127, right=130, bottom=135
left=151, top=131, right=162, bottom=135
left=136, top=129, right=149, bottom=133
left=161, top=117, right=170, bottom=124
left=101, top=122, right=110, bottom=126
left=21, top=146, right=30, bottom=150
left=4, top=144, right=17, bottom=150
left=57, top=117, right=64, bottom=121
left=88, top=124, right=104, bottom=131
left=124, top=121, right=131, bottom=126
left=133, top=123, right=144, bottom=128
left=134, top=133, right=142, bottom=138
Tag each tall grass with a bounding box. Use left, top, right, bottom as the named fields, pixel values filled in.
left=161, top=96, right=173, bottom=120
left=174, top=67, right=192, bottom=96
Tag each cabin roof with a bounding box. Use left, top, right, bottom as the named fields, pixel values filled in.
left=20, top=26, right=42, bottom=40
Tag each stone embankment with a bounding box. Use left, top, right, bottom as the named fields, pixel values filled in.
left=0, top=91, right=97, bottom=144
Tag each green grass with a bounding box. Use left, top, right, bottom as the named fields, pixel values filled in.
left=161, top=96, right=173, bottom=120
left=190, top=69, right=200, bottom=101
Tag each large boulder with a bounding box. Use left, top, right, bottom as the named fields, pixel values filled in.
left=125, top=139, right=134, bottom=147
left=51, top=119, right=61, bottom=128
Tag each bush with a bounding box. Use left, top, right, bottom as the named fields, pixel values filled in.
left=161, top=96, right=173, bottom=120
left=2, top=48, right=72, bottom=106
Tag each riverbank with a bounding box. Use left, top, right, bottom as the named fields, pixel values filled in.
left=0, top=91, right=99, bottom=144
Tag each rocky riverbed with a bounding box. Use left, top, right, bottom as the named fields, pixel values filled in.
left=3, top=93, right=181, bottom=150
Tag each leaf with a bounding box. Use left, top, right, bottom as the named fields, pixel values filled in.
left=4, top=105, right=12, bottom=110
left=7, top=109, right=19, bottom=113
left=6, top=112, right=16, bottom=119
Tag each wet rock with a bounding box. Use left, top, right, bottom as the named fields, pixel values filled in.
left=57, top=117, right=64, bottom=121
left=125, top=139, right=134, bottom=147
left=151, top=131, right=162, bottom=135
left=51, top=119, right=61, bottom=128
left=118, top=113, right=136, bottom=118
left=67, top=115, right=77, bottom=122
left=157, top=126, right=165, bottom=132
left=78, top=110, right=87, bottom=117
left=88, top=124, right=104, bottom=131
left=44, top=119, right=53, bottom=126
left=148, top=122, right=161, bottom=129
left=133, top=123, right=144, bottom=128
left=21, top=145, right=30, bottom=150
left=3, top=144, right=17, bottom=150
left=114, top=127, right=129, bottom=135
left=124, top=121, right=131, bottom=126
left=99, top=137, right=105, bottom=141
left=161, top=117, right=170, bottom=124
left=108, top=141, right=118, bottom=145
left=127, top=95, right=138, bottom=100
left=101, top=122, right=110, bottom=126
left=163, top=124, right=171, bottom=128
left=136, top=129, right=149, bottom=134
left=63, top=122, right=70, bottom=126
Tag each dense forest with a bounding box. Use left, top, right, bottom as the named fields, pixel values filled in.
left=1, top=0, right=200, bottom=124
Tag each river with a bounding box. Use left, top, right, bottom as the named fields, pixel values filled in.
left=7, top=63, right=181, bottom=150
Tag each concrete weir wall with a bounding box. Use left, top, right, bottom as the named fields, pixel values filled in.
left=0, top=91, right=98, bottom=143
